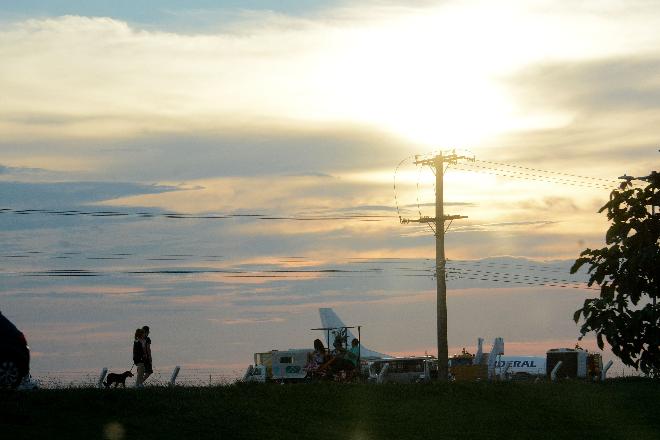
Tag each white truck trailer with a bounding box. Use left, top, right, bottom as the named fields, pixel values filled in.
left=244, top=349, right=313, bottom=383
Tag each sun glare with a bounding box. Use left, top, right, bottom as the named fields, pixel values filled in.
left=303, top=7, right=536, bottom=146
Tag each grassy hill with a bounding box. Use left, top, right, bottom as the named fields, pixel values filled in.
left=2, top=378, right=659, bottom=439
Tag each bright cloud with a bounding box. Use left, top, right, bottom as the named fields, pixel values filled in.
left=3, top=1, right=660, bottom=146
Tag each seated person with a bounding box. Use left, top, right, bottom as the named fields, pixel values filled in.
left=305, top=339, right=327, bottom=374
left=329, top=338, right=360, bottom=377
left=345, top=338, right=360, bottom=368
left=332, top=334, right=346, bottom=353
left=312, top=339, right=326, bottom=364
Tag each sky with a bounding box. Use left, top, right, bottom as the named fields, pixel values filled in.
left=1, top=0, right=658, bottom=381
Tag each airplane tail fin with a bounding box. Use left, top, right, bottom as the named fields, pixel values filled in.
left=318, top=308, right=392, bottom=359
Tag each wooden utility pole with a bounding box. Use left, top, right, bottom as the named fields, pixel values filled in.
left=401, top=151, right=472, bottom=380
left=434, top=153, right=449, bottom=381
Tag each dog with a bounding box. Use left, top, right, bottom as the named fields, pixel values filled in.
left=103, top=371, right=134, bottom=388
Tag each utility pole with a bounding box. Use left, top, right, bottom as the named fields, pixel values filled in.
left=401, top=151, right=473, bottom=380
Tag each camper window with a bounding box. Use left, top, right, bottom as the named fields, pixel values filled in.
left=279, top=356, right=293, bottom=364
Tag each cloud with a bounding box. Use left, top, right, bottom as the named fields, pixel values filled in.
left=0, top=181, right=179, bottom=207
left=493, top=53, right=660, bottom=174
left=450, top=220, right=559, bottom=233
left=219, top=317, right=286, bottom=325
left=0, top=13, right=353, bottom=140
left=517, top=196, right=580, bottom=213
left=0, top=164, right=47, bottom=175
left=8, top=2, right=659, bottom=146
left=0, top=125, right=409, bottom=182
left=511, top=55, right=660, bottom=114
left=404, top=202, right=477, bottom=208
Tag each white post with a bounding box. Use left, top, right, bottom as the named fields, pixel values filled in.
left=601, top=360, right=614, bottom=381
left=98, top=368, right=108, bottom=388
left=487, top=337, right=505, bottom=380
left=169, top=366, right=180, bottom=386
left=423, top=360, right=431, bottom=382
left=243, top=365, right=254, bottom=382
left=474, top=337, right=484, bottom=365
left=500, top=362, right=511, bottom=381
left=551, top=361, right=563, bottom=381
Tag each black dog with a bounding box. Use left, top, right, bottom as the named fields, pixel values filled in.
left=103, top=371, right=134, bottom=388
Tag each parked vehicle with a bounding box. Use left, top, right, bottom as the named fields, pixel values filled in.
left=244, top=349, right=313, bottom=383
left=368, top=356, right=437, bottom=383
left=546, top=348, right=603, bottom=380
left=0, top=311, right=30, bottom=389
left=244, top=319, right=368, bottom=383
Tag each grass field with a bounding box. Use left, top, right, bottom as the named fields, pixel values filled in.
left=1, top=378, right=659, bottom=439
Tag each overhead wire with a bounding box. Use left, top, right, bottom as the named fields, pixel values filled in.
left=444, top=266, right=593, bottom=288
left=2, top=158, right=626, bottom=225
left=447, top=259, right=575, bottom=275
left=410, top=261, right=592, bottom=286
left=0, top=254, right=591, bottom=283
left=452, top=162, right=614, bottom=190
left=1, top=252, right=588, bottom=272
left=416, top=162, right=424, bottom=219
left=0, top=207, right=397, bottom=222
left=393, top=156, right=412, bottom=223
left=0, top=249, right=604, bottom=291
left=445, top=272, right=598, bottom=290
left=2, top=157, right=625, bottom=289
left=474, top=159, right=620, bottom=184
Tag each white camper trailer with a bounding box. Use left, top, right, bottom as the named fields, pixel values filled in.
left=244, top=349, right=313, bottom=383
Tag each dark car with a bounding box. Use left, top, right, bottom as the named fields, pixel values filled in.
left=0, top=311, right=30, bottom=389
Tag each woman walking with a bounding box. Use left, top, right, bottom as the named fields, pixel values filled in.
left=133, top=328, right=146, bottom=388
left=142, top=325, right=153, bottom=382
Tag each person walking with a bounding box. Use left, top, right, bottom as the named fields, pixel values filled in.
left=133, top=328, right=146, bottom=388
left=142, top=325, right=153, bottom=382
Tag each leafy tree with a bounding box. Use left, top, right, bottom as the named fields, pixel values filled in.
left=571, top=170, right=659, bottom=377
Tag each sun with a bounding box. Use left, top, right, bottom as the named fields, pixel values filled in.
left=299, top=9, right=520, bottom=147
left=292, top=3, right=582, bottom=149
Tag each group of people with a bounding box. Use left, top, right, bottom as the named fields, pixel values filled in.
left=305, top=337, right=361, bottom=380
left=133, top=325, right=153, bottom=387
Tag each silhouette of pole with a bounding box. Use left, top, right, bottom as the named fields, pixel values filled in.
left=435, top=154, right=449, bottom=381
left=401, top=151, right=473, bottom=380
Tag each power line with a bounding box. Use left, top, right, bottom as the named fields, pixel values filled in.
left=446, top=269, right=598, bottom=291
left=474, top=159, right=620, bottom=184
left=0, top=250, right=588, bottom=273
left=452, top=162, right=613, bottom=190
left=449, top=165, right=612, bottom=190
left=0, top=251, right=590, bottom=278
left=446, top=266, right=591, bottom=288
left=447, top=259, right=575, bottom=275
left=393, top=156, right=413, bottom=223
left=2, top=259, right=593, bottom=288
left=0, top=207, right=396, bottom=222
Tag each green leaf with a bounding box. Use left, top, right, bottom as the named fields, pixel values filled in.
left=573, top=309, right=582, bottom=323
